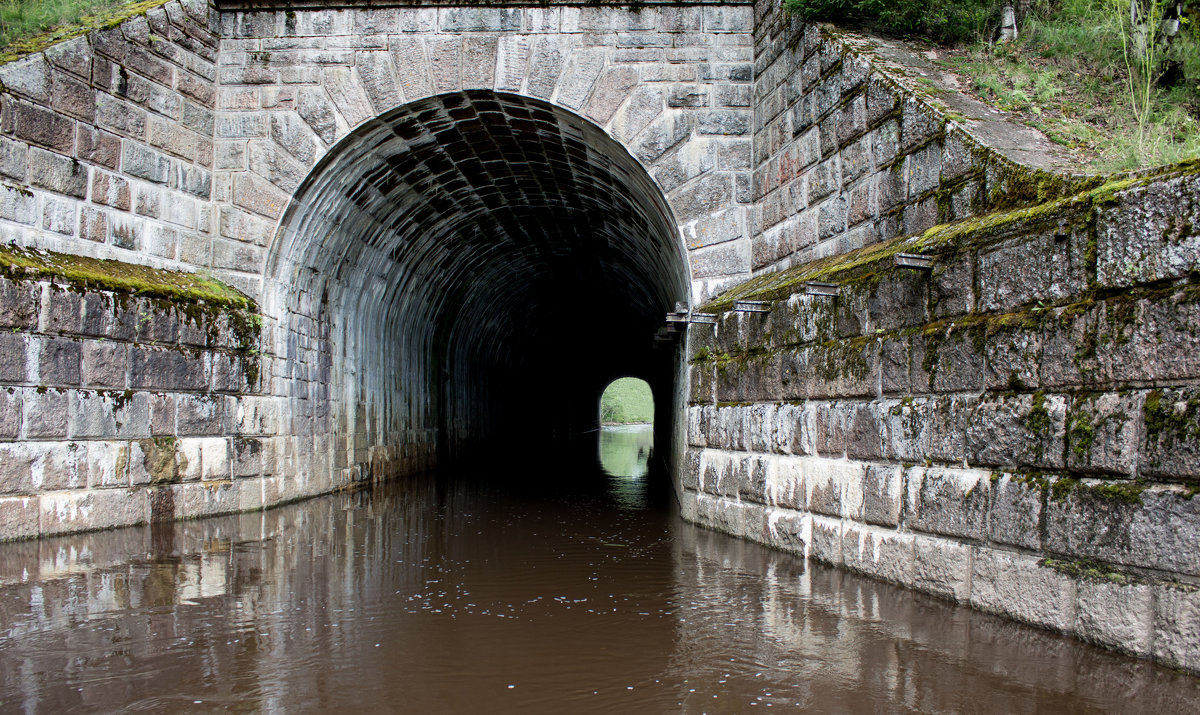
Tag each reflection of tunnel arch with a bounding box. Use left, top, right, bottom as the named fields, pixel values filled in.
left=265, top=90, right=689, bottom=477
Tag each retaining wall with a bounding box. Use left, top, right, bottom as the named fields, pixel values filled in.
left=683, top=166, right=1200, bottom=672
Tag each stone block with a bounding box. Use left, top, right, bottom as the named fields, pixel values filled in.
left=177, top=393, right=225, bottom=435
left=70, top=390, right=149, bottom=439
left=967, top=392, right=1067, bottom=470
left=988, top=474, right=1043, bottom=550
left=1095, top=174, right=1200, bottom=288
left=51, top=71, right=95, bottom=122
left=1153, top=583, right=1200, bottom=672
left=38, top=338, right=81, bottom=387
left=177, top=437, right=230, bottom=481
left=1065, top=392, right=1141, bottom=476
left=912, top=535, right=971, bottom=601
left=81, top=341, right=128, bottom=389
left=0, top=136, right=27, bottom=182
left=969, top=548, right=1075, bottom=632
left=296, top=86, right=339, bottom=145
left=232, top=171, right=289, bottom=219
left=1141, top=387, right=1200, bottom=480
left=40, top=488, right=148, bottom=536
left=122, top=142, right=170, bottom=184
left=11, top=100, right=74, bottom=155
left=862, top=464, right=902, bottom=526
left=842, top=523, right=914, bottom=586
left=28, top=148, right=87, bottom=198
left=904, top=466, right=990, bottom=540
left=803, top=457, right=864, bottom=519
left=984, top=325, right=1041, bottom=391
left=130, top=346, right=207, bottom=391
left=0, top=496, right=39, bottom=540
left=1045, top=482, right=1200, bottom=576
left=1075, top=577, right=1153, bottom=656
left=76, top=125, right=121, bottom=169
left=171, top=479, right=241, bottom=520
left=911, top=330, right=984, bottom=394
left=762, top=507, right=808, bottom=556
left=978, top=230, right=1088, bottom=313
left=809, top=514, right=843, bottom=566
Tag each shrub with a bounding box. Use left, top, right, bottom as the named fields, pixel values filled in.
left=784, top=0, right=1005, bottom=44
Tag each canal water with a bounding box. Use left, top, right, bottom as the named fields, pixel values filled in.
left=1, top=425, right=1197, bottom=713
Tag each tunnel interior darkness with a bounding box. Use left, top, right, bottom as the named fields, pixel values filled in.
left=266, top=91, right=690, bottom=476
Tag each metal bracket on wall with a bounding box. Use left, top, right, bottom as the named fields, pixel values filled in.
left=733, top=300, right=771, bottom=313
left=804, top=282, right=838, bottom=297
left=893, top=253, right=933, bottom=271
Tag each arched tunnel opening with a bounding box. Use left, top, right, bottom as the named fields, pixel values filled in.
left=265, top=90, right=690, bottom=486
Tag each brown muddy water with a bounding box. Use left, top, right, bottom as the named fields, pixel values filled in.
left=1, top=426, right=1198, bottom=713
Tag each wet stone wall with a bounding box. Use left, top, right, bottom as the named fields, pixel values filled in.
left=0, top=271, right=278, bottom=538
left=682, top=169, right=1200, bottom=673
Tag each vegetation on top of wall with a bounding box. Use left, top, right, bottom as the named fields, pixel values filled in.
left=0, top=243, right=254, bottom=311
left=0, top=0, right=170, bottom=65
left=700, top=156, right=1200, bottom=314
left=785, top=0, right=1005, bottom=44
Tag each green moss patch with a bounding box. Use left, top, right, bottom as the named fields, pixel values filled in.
left=0, top=243, right=253, bottom=311
left=1040, top=557, right=1139, bottom=585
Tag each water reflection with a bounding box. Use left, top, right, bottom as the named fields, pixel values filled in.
left=599, top=424, right=653, bottom=478
left=0, top=443, right=1197, bottom=712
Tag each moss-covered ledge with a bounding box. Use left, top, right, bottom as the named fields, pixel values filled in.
left=701, top=156, right=1200, bottom=314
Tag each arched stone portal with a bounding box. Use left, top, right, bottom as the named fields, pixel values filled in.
left=265, top=90, right=690, bottom=479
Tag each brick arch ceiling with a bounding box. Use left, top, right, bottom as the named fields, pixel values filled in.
left=269, top=90, right=689, bottom=457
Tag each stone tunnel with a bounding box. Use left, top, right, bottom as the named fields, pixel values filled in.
left=265, top=90, right=689, bottom=470
left=0, top=0, right=1199, bottom=675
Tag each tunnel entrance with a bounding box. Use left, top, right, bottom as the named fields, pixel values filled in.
left=265, top=91, right=690, bottom=482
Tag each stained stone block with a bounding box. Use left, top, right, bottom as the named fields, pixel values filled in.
left=762, top=507, right=808, bottom=556
left=1075, top=577, right=1153, bottom=656
left=22, top=388, right=68, bottom=439
left=440, top=7, right=521, bottom=33
left=130, top=347, right=207, bottom=391
left=40, top=488, right=149, bottom=536
left=968, top=392, right=1067, bottom=470
left=912, top=535, right=971, bottom=601
left=1095, top=174, right=1200, bottom=288
left=1153, top=584, right=1200, bottom=671
left=904, top=466, right=990, bottom=540
left=809, top=514, right=843, bottom=566
left=969, top=548, right=1076, bottom=632
left=696, top=109, right=750, bottom=135
left=0, top=496, right=39, bottom=539
left=29, top=148, right=87, bottom=198
left=862, top=464, right=902, bottom=526
left=1045, top=483, right=1200, bottom=577
left=1065, top=392, right=1141, bottom=476
left=0, top=55, right=51, bottom=103
left=842, top=523, right=914, bottom=586
left=81, top=341, right=127, bottom=389
left=0, top=389, right=20, bottom=439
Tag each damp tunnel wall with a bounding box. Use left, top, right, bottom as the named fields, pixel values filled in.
left=263, top=91, right=690, bottom=483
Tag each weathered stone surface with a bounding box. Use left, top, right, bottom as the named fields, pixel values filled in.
left=1141, top=387, right=1200, bottom=480
left=1096, top=174, right=1200, bottom=288
left=905, top=467, right=990, bottom=540
left=29, top=148, right=87, bottom=198
left=988, top=474, right=1042, bottom=550
left=912, top=535, right=971, bottom=600
left=1075, top=577, right=1153, bottom=656
left=842, top=522, right=913, bottom=585
left=970, top=548, right=1075, bottom=632
left=1153, top=584, right=1200, bottom=672
left=1045, top=484, right=1200, bottom=576
left=967, top=392, right=1067, bottom=470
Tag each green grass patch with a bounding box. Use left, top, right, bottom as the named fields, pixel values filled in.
left=600, top=378, right=654, bottom=424
left=0, top=0, right=170, bottom=64
left=934, top=0, right=1200, bottom=171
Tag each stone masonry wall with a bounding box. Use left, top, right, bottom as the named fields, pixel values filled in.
left=0, top=0, right=220, bottom=277
left=747, top=0, right=1087, bottom=279
left=0, top=266, right=275, bottom=539
left=683, top=167, right=1200, bottom=673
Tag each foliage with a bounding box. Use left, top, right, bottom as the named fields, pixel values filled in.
left=936, top=0, right=1200, bottom=170
left=0, top=0, right=163, bottom=60
left=784, top=0, right=1004, bottom=43
left=600, top=378, right=654, bottom=424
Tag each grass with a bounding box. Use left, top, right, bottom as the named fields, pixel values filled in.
left=600, top=378, right=654, bottom=424
left=934, top=0, right=1200, bottom=172
left=0, top=0, right=169, bottom=63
